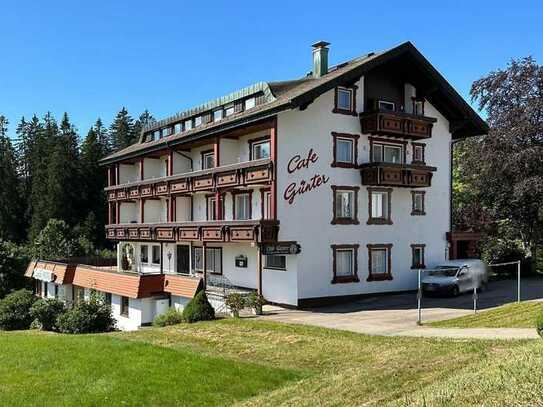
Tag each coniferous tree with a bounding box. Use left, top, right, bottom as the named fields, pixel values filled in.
left=0, top=116, right=23, bottom=241
left=132, top=110, right=155, bottom=142
left=109, top=108, right=135, bottom=151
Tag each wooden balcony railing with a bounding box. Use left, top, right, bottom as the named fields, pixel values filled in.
left=106, top=159, right=273, bottom=202
left=360, top=162, right=436, bottom=188
left=359, top=111, right=437, bottom=140
left=106, top=219, right=279, bottom=243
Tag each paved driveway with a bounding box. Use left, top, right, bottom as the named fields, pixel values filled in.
left=261, top=277, right=543, bottom=339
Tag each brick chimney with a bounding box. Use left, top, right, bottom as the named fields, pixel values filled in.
left=312, top=41, right=330, bottom=78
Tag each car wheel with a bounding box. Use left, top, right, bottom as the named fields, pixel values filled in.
left=452, top=286, right=460, bottom=297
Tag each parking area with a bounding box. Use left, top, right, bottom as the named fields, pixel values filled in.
left=262, top=277, right=543, bottom=337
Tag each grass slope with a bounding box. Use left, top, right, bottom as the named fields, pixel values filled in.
left=1, top=319, right=541, bottom=406
left=428, top=301, right=543, bottom=328
left=0, top=330, right=300, bottom=406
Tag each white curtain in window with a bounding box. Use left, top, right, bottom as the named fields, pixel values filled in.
left=371, top=249, right=387, bottom=274
left=336, top=192, right=352, bottom=218
left=384, top=146, right=402, bottom=163
left=371, top=192, right=385, bottom=218
left=337, top=139, right=353, bottom=163
left=235, top=194, right=250, bottom=220
left=336, top=250, right=353, bottom=276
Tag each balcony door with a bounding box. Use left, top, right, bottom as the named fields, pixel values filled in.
left=177, top=245, right=190, bottom=275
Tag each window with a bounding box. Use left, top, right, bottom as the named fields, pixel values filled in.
left=333, top=87, right=356, bottom=114
left=74, top=286, right=85, bottom=304
left=153, top=130, right=161, bottom=140
left=331, top=132, right=359, bottom=168
left=411, top=191, right=426, bottom=215
left=331, top=186, right=359, bottom=225
left=368, top=188, right=392, bottom=225
left=206, top=195, right=224, bottom=220
left=412, top=143, right=425, bottom=164
left=250, top=139, right=270, bottom=160
left=233, top=192, right=251, bottom=220
left=140, top=245, right=149, bottom=263
left=213, top=109, right=223, bottom=122
left=194, top=116, right=202, bottom=127
left=192, top=247, right=222, bottom=274
left=411, top=244, right=426, bottom=269
left=162, top=127, right=172, bottom=137
left=184, top=119, right=193, bottom=131
left=261, top=189, right=272, bottom=219
left=35, top=280, right=42, bottom=296
left=367, top=244, right=393, bottom=281
left=412, top=98, right=425, bottom=116
left=331, top=244, right=359, bottom=283
left=54, top=284, right=59, bottom=299
left=245, top=97, right=256, bottom=110
left=371, top=142, right=404, bottom=164
left=121, top=296, right=129, bottom=317
left=152, top=245, right=161, bottom=265
left=225, top=104, right=235, bottom=117
left=105, top=292, right=112, bottom=306
left=265, top=255, right=286, bottom=270
left=378, top=100, right=395, bottom=111
left=201, top=150, right=214, bottom=170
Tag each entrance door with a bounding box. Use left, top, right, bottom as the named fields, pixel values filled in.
left=177, top=245, right=190, bottom=274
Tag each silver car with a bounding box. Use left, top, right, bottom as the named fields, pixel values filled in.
left=421, top=259, right=489, bottom=296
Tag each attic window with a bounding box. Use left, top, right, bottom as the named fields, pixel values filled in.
left=162, top=127, right=172, bottom=137
left=174, top=123, right=182, bottom=134
left=333, top=86, right=357, bottom=115
left=184, top=119, right=193, bottom=131
left=245, top=97, right=256, bottom=110
left=194, top=116, right=202, bottom=127
left=213, top=109, right=223, bottom=122
left=378, top=101, right=395, bottom=112
left=225, top=104, right=235, bottom=117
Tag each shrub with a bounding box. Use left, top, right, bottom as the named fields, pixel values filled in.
left=182, top=291, right=215, bottom=323
left=247, top=292, right=266, bottom=315
left=536, top=310, right=543, bottom=339
left=30, top=298, right=66, bottom=331
left=57, top=298, right=115, bottom=334
left=153, top=308, right=184, bottom=327
left=0, top=289, right=37, bottom=330
left=225, top=293, right=246, bottom=318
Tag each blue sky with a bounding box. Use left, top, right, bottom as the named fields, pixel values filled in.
left=1, top=0, right=541, bottom=139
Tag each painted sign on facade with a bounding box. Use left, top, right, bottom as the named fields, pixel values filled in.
left=284, top=149, right=329, bottom=205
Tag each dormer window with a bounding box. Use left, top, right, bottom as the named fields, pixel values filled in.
left=184, top=119, right=193, bottom=131
left=225, top=104, right=235, bottom=117
left=213, top=109, right=223, bottom=122
left=245, top=97, right=256, bottom=110
left=162, top=127, right=172, bottom=137
left=174, top=123, right=182, bottom=134
left=194, top=116, right=202, bottom=127
left=378, top=100, right=395, bottom=112
left=153, top=130, right=161, bottom=140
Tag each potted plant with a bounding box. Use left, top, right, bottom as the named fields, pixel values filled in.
left=225, top=293, right=245, bottom=318
left=247, top=292, right=266, bottom=315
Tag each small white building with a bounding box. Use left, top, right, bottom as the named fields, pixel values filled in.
left=26, top=41, right=487, bottom=329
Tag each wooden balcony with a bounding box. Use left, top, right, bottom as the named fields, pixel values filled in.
left=360, top=162, right=436, bottom=188
left=359, top=111, right=437, bottom=140
left=106, top=219, right=280, bottom=243
left=105, top=159, right=273, bottom=202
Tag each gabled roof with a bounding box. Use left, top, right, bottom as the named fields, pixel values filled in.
left=101, top=42, right=488, bottom=165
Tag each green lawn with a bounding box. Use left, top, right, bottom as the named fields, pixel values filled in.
left=1, top=319, right=542, bottom=406
left=428, top=301, right=543, bottom=328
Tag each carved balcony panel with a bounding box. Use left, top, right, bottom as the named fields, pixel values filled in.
left=360, top=111, right=436, bottom=140
left=360, top=163, right=436, bottom=188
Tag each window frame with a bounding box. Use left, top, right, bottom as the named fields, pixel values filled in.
left=411, top=191, right=426, bottom=216
left=248, top=136, right=271, bottom=161
left=232, top=190, right=252, bottom=220
left=367, top=243, right=393, bottom=282
left=378, top=100, right=396, bottom=111
left=331, top=185, right=359, bottom=225
left=261, top=188, right=272, bottom=219
left=184, top=119, right=193, bottom=131
left=333, top=86, right=357, bottom=115
left=224, top=104, right=235, bottom=117
left=331, top=244, right=360, bottom=284
left=206, top=194, right=224, bottom=221
left=367, top=187, right=393, bottom=225
left=369, top=137, right=407, bottom=164
left=140, top=245, right=149, bottom=264
left=244, top=97, right=256, bottom=110
left=412, top=143, right=426, bottom=164
left=201, top=150, right=214, bottom=170
left=264, top=255, right=287, bottom=271
left=411, top=244, right=426, bottom=269
left=192, top=246, right=223, bottom=275
left=213, top=109, right=223, bottom=122
left=331, top=132, right=359, bottom=168
left=121, top=296, right=129, bottom=317
left=411, top=97, right=425, bottom=116
left=151, top=245, right=161, bottom=265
